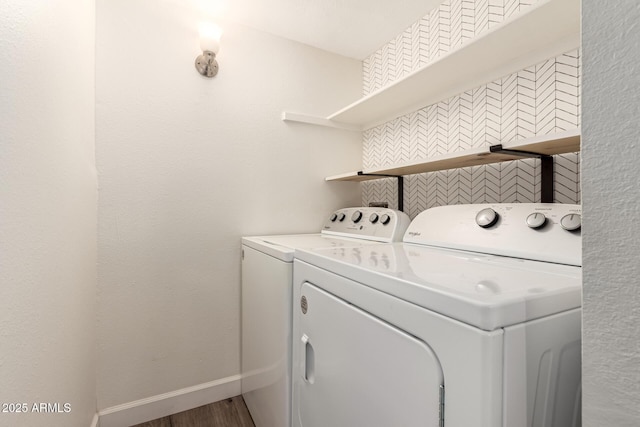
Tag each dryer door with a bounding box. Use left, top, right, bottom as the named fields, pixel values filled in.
left=295, top=282, right=444, bottom=427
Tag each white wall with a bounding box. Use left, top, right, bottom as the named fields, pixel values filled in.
left=95, top=0, right=362, bottom=413
left=0, top=1, right=97, bottom=427
left=582, top=1, right=640, bottom=425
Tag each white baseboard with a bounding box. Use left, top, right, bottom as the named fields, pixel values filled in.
left=97, top=374, right=241, bottom=427
left=90, top=413, right=100, bottom=427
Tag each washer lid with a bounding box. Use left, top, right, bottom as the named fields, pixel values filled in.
left=242, top=234, right=384, bottom=262
left=295, top=243, right=581, bottom=331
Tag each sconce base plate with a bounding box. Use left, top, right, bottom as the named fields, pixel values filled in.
left=195, top=51, right=219, bottom=78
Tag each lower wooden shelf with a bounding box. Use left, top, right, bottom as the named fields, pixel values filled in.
left=326, top=129, right=580, bottom=182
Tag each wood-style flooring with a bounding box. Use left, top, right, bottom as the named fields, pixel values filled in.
left=130, top=396, right=255, bottom=427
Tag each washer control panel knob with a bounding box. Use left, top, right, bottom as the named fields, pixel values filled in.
left=404, top=203, right=581, bottom=266
left=560, top=213, right=581, bottom=231
left=526, top=212, right=547, bottom=229
left=322, top=208, right=411, bottom=243
left=476, top=208, right=499, bottom=228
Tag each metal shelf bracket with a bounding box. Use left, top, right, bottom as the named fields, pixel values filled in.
left=489, top=144, right=554, bottom=203
left=357, top=172, right=405, bottom=212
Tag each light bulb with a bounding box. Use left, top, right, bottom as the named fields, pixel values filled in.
left=199, top=23, right=222, bottom=54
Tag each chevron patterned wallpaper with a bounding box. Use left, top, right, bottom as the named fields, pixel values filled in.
left=361, top=0, right=581, bottom=218
left=363, top=0, right=539, bottom=95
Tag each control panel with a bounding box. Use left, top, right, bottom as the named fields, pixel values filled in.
left=321, top=207, right=411, bottom=243
left=404, top=203, right=582, bottom=266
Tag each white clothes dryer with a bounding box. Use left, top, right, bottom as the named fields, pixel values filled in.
left=241, top=207, right=410, bottom=427
left=292, top=203, right=582, bottom=427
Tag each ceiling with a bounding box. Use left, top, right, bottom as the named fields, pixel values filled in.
left=191, top=0, right=443, bottom=59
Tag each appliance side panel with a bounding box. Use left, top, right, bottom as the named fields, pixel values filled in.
left=241, top=245, right=293, bottom=427
left=503, top=308, right=582, bottom=427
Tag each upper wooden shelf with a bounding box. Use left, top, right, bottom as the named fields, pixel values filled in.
left=326, top=129, right=580, bottom=182
left=283, top=0, right=580, bottom=131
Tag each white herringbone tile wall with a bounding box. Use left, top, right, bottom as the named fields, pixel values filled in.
left=361, top=0, right=580, bottom=217
left=363, top=0, right=539, bottom=95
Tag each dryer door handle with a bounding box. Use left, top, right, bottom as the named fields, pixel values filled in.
left=301, top=334, right=315, bottom=384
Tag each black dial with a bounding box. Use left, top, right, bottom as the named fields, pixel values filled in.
left=369, top=213, right=379, bottom=224
left=380, top=214, right=391, bottom=225
left=351, top=210, right=363, bottom=223
left=330, top=213, right=338, bottom=222
left=337, top=213, right=346, bottom=222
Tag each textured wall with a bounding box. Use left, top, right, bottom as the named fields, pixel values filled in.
left=360, top=1, right=580, bottom=217
left=0, top=1, right=97, bottom=426
left=96, top=0, right=362, bottom=411
left=582, top=0, right=640, bottom=425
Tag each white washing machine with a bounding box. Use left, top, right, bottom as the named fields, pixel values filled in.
left=292, top=203, right=582, bottom=427
left=241, top=207, right=411, bottom=427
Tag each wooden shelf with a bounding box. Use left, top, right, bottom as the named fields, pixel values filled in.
left=326, top=129, right=580, bottom=182
left=284, top=0, right=580, bottom=131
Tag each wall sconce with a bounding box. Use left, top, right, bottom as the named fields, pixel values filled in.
left=195, top=23, right=222, bottom=78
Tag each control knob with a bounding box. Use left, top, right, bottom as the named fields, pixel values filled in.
left=330, top=213, right=338, bottom=222
left=380, top=214, right=391, bottom=225
left=337, top=213, right=346, bottom=222
left=351, top=210, right=363, bottom=223
left=560, top=213, right=581, bottom=231
left=476, top=208, right=499, bottom=228
left=369, top=213, right=379, bottom=224
left=526, top=212, right=547, bottom=229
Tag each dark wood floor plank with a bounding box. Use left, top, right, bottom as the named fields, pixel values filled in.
left=170, top=396, right=255, bottom=427
left=232, top=396, right=255, bottom=427
left=210, top=398, right=240, bottom=425
left=130, top=416, right=172, bottom=427
left=170, top=403, right=213, bottom=427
